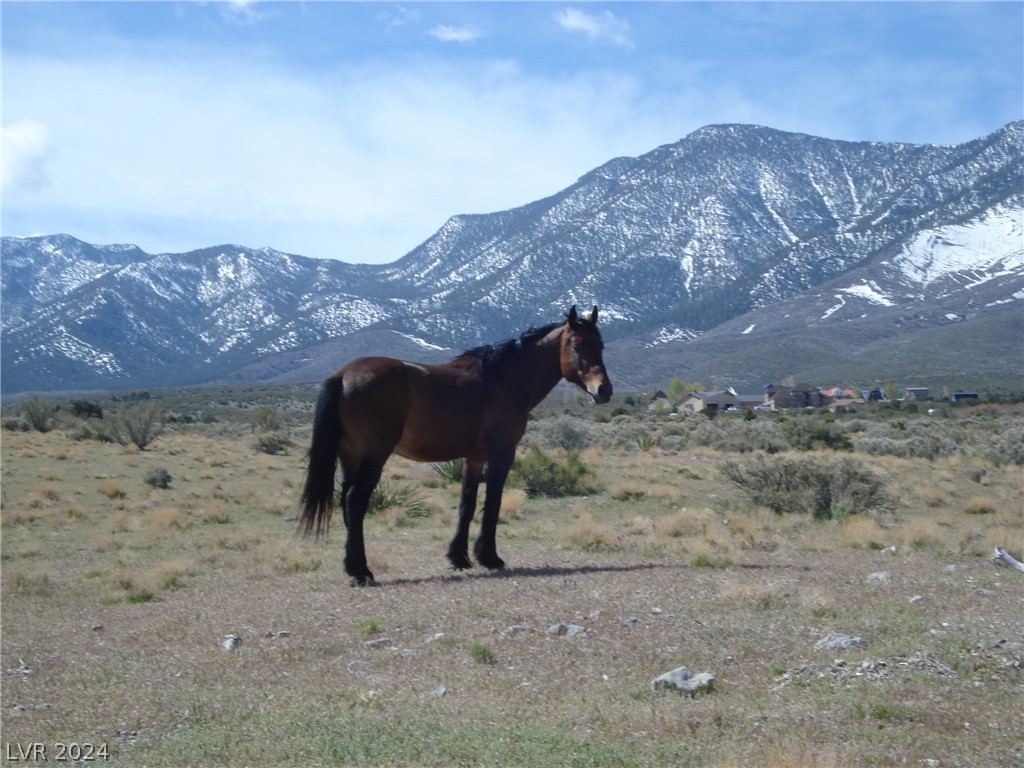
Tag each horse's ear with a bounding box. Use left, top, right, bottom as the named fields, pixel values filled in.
left=567, top=305, right=579, bottom=327
left=589, top=306, right=599, bottom=325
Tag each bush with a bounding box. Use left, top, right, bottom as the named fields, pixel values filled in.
left=111, top=402, right=166, bottom=450
left=984, top=422, right=1024, bottom=466
left=20, top=395, right=58, bottom=433
left=531, top=415, right=592, bottom=451
left=69, top=400, right=103, bottom=419
left=783, top=418, right=852, bottom=451
left=511, top=445, right=598, bottom=498
left=144, top=468, right=173, bottom=489
left=721, top=455, right=888, bottom=520
left=255, top=433, right=293, bottom=455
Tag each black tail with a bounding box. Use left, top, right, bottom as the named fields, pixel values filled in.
left=300, top=376, right=343, bottom=538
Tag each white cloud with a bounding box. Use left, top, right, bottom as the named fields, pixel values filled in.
left=1, top=50, right=677, bottom=262
left=429, top=24, right=484, bottom=44
left=1, top=120, right=53, bottom=194
left=555, top=8, right=632, bottom=48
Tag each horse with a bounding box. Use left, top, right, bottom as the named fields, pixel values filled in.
left=300, top=305, right=612, bottom=586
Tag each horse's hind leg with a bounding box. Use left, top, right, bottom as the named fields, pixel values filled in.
left=447, top=459, right=484, bottom=570
left=343, top=458, right=384, bottom=586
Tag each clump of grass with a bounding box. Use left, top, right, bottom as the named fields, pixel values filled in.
left=964, top=496, right=997, bottom=515
left=609, top=482, right=646, bottom=501
left=97, top=480, right=128, bottom=499
left=357, top=619, right=383, bottom=636
left=691, top=552, right=733, bottom=569
left=4, top=568, right=55, bottom=596
left=470, top=642, right=496, bottom=665
left=145, top=506, right=182, bottom=529
left=499, top=488, right=527, bottom=521
left=562, top=512, right=623, bottom=552
left=259, top=541, right=322, bottom=574
left=144, top=558, right=192, bottom=590
left=367, top=477, right=428, bottom=518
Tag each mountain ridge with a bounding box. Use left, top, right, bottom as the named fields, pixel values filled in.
left=3, top=121, right=1021, bottom=394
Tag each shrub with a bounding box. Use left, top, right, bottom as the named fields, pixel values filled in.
left=69, top=399, right=103, bottom=419
left=511, top=445, right=597, bottom=498
left=253, top=406, right=283, bottom=432
left=20, top=395, right=58, bottom=433
left=721, top=455, right=888, bottom=520
left=783, top=418, right=852, bottom=451
left=366, top=477, right=428, bottom=518
left=532, top=415, right=592, bottom=451
left=111, top=402, right=166, bottom=450
left=984, top=422, right=1024, bottom=466
left=255, top=433, right=293, bottom=455
left=144, top=467, right=173, bottom=489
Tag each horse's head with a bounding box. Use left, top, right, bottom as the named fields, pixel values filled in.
left=561, top=305, right=613, bottom=404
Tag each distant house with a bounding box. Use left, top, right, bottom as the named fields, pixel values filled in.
left=951, top=392, right=979, bottom=403
left=765, top=384, right=826, bottom=410
left=675, top=390, right=740, bottom=414
left=675, top=388, right=764, bottom=413
left=905, top=387, right=931, bottom=401
left=820, top=387, right=855, bottom=400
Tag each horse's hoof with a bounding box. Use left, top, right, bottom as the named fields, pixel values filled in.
left=448, top=552, right=474, bottom=571
left=478, top=554, right=505, bottom=571
left=349, top=573, right=377, bottom=587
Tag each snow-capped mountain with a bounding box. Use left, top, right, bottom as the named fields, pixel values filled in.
left=2, top=121, right=1021, bottom=393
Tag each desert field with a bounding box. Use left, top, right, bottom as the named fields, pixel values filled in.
left=2, top=389, right=1022, bottom=767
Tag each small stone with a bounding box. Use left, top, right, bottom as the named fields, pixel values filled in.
left=221, top=634, right=242, bottom=651
left=363, top=637, right=392, bottom=648
left=866, top=571, right=891, bottom=585
left=547, top=623, right=585, bottom=636
left=429, top=685, right=447, bottom=698
left=814, top=634, right=867, bottom=651
left=652, top=666, right=715, bottom=697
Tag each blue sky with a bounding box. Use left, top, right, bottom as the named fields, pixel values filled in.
left=3, top=1, right=1021, bottom=264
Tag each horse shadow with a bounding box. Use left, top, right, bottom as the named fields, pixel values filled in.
left=382, top=561, right=680, bottom=588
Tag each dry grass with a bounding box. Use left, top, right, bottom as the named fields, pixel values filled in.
left=1, top=407, right=1022, bottom=768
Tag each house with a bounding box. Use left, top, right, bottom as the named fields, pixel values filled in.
left=765, top=384, right=826, bottom=410
left=951, top=392, right=979, bottom=403
left=675, top=388, right=764, bottom=413
left=820, top=387, right=855, bottom=400
left=905, top=387, right=931, bottom=401
left=675, top=390, right=740, bottom=413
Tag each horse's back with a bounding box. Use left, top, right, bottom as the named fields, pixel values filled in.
left=333, top=356, right=489, bottom=463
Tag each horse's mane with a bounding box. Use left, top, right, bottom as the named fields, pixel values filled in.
left=453, top=320, right=563, bottom=373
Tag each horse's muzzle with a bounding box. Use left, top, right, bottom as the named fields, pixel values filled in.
left=587, top=377, right=613, bottom=405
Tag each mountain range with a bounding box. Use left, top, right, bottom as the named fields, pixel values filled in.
left=2, top=121, right=1022, bottom=395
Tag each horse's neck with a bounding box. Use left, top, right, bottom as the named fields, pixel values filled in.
left=515, top=326, right=565, bottom=410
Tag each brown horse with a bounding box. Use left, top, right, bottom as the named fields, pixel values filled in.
left=300, top=305, right=612, bottom=585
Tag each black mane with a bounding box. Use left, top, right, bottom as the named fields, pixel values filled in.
left=456, top=320, right=563, bottom=372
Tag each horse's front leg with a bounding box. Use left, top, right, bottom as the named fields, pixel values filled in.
left=474, top=449, right=514, bottom=570
left=447, top=459, right=484, bottom=570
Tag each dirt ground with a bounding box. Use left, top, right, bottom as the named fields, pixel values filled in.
left=2, top=414, right=1022, bottom=767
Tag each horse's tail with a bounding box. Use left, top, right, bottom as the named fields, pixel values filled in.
left=300, top=376, right=343, bottom=538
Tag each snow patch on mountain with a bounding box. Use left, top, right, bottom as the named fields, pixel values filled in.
left=890, top=204, right=1023, bottom=289
left=645, top=325, right=702, bottom=347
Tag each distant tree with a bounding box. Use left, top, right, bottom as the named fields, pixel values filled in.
left=668, top=378, right=705, bottom=399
